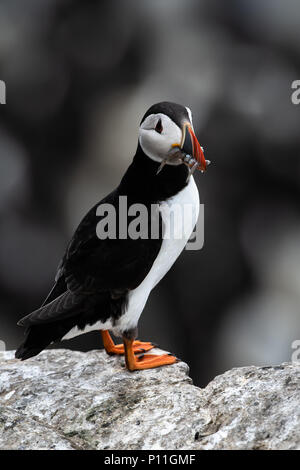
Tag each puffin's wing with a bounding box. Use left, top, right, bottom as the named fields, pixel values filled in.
left=63, top=199, right=163, bottom=293
left=17, top=290, right=84, bottom=326
left=18, top=189, right=163, bottom=326
left=41, top=274, right=66, bottom=307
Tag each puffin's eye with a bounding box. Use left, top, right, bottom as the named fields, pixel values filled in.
left=155, top=118, right=163, bottom=134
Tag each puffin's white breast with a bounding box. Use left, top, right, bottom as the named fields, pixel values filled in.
left=115, top=176, right=200, bottom=334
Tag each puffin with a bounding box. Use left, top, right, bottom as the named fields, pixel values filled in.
left=15, top=101, right=209, bottom=371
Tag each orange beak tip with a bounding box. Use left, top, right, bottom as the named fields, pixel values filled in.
left=186, top=125, right=207, bottom=172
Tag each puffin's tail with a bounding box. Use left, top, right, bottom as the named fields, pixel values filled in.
left=15, top=327, right=54, bottom=360
left=15, top=322, right=76, bottom=360
left=15, top=291, right=85, bottom=360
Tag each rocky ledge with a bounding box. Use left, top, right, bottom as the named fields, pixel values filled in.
left=0, top=349, right=299, bottom=450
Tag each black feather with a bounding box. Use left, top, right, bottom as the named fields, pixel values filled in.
left=17, top=291, right=85, bottom=326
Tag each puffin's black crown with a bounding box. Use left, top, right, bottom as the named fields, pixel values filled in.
left=140, top=101, right=190, bottom=129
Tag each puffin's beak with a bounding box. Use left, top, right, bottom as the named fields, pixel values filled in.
left=180, top=123, right=206, bottom=172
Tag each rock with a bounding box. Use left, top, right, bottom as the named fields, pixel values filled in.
left=0, top=349, right=299, bottom=450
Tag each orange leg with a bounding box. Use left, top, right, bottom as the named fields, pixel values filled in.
left=123, top=337, right=178, bottom=371
left=101, top=330, right=155, bottom=356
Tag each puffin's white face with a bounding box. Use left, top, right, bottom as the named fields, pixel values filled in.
left=138, top=103, right=207, bottom=172
left=139, top=113, right=183, bottom=164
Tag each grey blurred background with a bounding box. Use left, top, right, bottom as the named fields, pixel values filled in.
left=0, top=0, right=300, bottom=386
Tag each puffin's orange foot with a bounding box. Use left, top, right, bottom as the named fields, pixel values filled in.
left=126, top=353, right=178, bottom=371
left=123, top=336, right=179, bottom=372
left=101, top=330, right=155, bottom=356
left=106, top=341, right=155, bottom=356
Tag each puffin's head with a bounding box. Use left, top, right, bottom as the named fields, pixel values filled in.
left=139, top=101, right=207, bottom=172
